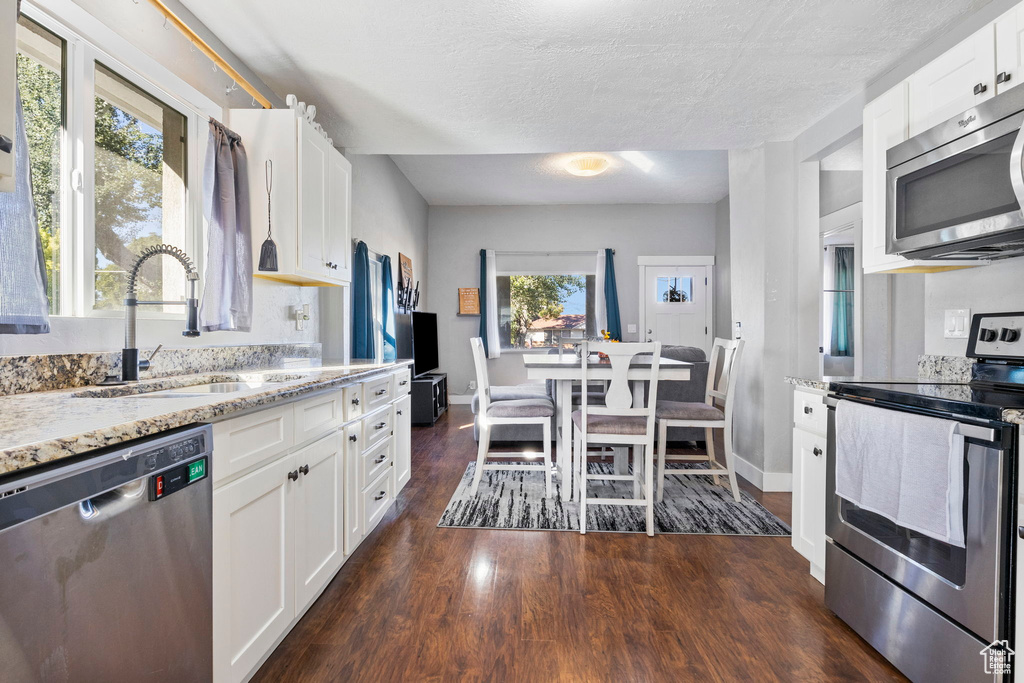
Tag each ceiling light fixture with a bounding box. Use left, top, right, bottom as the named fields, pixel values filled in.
left=565, top=156, right=610, bottom=177
left=620, top=151, right=654, bottom=173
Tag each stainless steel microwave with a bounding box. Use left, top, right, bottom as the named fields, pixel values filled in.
left=887, top=85, right=1024, bottom=260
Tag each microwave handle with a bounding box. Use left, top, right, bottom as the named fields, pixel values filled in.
left=1009, top=124, right=1024, bottom=208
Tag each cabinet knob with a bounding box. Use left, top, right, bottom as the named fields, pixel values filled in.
left=374, top=454, right=387, bottom=464
left=396, top=409, right=403, bottom=415
left=998, top=71, right=1012, bottom=85
left=325, top=261, right=334, bottom=269
left=375, top=421, right=387, bottom=430
left=349, top=434, right=358, bottom=442
left=812, top=447, right=823, bottom=457
left=803, top=406, right=813, bottom=415
left=352, top=398, right=360, bottom=405
left=287, top=470, right=299, bottom=481
left=399, top=380, right=408, bottom=386
left=374, top=490, right=387, bottom=501
left=1019, top=525, right=1024, bottom=540
left=299, top=464, right=309, bottom=475
left=376, top=388, right=388, bottom=396
left=974, top=82, right=988, bottom=95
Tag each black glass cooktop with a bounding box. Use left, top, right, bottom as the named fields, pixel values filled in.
left=829, top=380, right=1024, bottom=421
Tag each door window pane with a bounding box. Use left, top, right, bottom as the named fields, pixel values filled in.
left=657, top=276, right=692, bottom=303
left=16, top=17, right=65, bottom=315
left=93, top=63, right=187, bottom=310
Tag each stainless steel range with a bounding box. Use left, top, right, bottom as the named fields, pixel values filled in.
left=826, top=313, right=1022, bottom=683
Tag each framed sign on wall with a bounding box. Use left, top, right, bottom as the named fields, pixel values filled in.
left=458, top=288, right=480, bottom=315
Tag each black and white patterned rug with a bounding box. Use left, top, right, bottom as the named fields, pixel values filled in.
left=438, top=462, right=791, bottom=535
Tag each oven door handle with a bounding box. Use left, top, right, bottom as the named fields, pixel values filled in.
left=825, top=396, right=999, bottom=442
left=1009, top=123, right=1024, bottom=209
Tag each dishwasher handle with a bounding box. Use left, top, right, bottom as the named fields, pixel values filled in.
left=78, top=479, right=148, bottom=522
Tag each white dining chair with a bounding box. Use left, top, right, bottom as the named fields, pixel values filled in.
left=655, top=338, right=744, bottom=502
left=470, top=337, right=554, bottom=497
left=573, top=341, right=661, bottom=536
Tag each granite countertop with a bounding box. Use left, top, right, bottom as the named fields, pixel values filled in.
left=0, top=359, right=412, bottom=477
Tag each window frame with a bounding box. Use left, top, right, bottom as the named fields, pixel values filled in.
left=494, top=270, right=594, bottom=352
left=21, top=0, right=221, bottom=320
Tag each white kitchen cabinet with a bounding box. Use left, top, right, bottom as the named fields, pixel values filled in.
left=0, top=0, right=16, bottom=190
left=996, top=6, right=1024, bottom=94
left=394, top=394, right=412, bottom=492
left=293, top=432, right=345, bottom=611
left=343, top=421, right=364, bottom=556
left=228, top=107, right=351, bottom=287
left=213, top=452, right=296, bottom=683
left=791, top=388, right=827, bottom=584
left=908, top=26, right=995, bottom=136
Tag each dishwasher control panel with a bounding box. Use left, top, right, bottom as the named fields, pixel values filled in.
left=149, top=456, right=208, bottom=501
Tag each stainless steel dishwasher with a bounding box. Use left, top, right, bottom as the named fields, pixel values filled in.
left=0, top=424, right=213, bottom=683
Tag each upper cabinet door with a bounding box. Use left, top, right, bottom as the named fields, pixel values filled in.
left=863, top=83, right=909, bottom=273
left=0, top=0, right=17, bottom=188
left=296, top=123, right=330, bottom=278
left=996, top=6, right=1024, bottom=94
left=909, top=26, right=996, bottom=136
left=325, top=149, right=352, bottom=283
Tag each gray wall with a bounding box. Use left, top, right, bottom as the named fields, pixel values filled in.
left=714, top=196, right=732, bottom=340
left=320, top=154, right=430, bottom=360
left=819, top=171, right=862, bottom=217
left=924, top=259, right=1024, bottom=356
left=426, top=204, right=718, bottom=396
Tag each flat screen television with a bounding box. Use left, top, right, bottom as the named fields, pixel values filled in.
left=399, top=311, right=438, bottom=377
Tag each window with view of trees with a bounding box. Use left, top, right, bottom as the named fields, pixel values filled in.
left=16, top=12, right=198, bottom=318
left=497, top=275, right=595, bottom=349
left=16, top=17, right=64, bottom=315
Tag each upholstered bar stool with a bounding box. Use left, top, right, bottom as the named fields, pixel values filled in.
left=655, top=338, right=744, bottom=503
left=573, top=341, right=661, bottom=536
left=470, top=337, right=555, bottom=497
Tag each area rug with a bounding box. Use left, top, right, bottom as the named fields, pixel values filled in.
left=437, top=462, right=791, bottom=535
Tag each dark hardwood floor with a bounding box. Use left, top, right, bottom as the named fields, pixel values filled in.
left=252, top=405, right=904, bottom=682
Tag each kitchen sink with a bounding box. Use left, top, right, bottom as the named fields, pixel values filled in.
left=73, top=374, right=309, bottom=399
left=130, top=382, right=267, bottom=397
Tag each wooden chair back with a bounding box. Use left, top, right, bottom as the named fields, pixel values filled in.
left=470, top=337, right=492, bottom=414
left=704, top=337, right=745, bottom=420
left=580, top=341, right=662, bottom=440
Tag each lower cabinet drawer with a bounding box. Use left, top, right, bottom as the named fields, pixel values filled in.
left=293, top=390, right=343, bottom=445
left=363, top=374, right=394, bottom=412
left=361, top=468, right=393, bottom=537
left=212, top=404, right=293, bottom=484
left=393, top=368, right=412, bottom=396
left=362, top=406, right=394, bottom=448
left=793, top=389, right=827, bottom=436
left=343, top=384, right=363, bottom=422
left=360, top=436, right=393, bottom=489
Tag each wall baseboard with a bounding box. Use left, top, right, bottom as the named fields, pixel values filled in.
left=450, top=394, right=473, bottom=405
left=733, top=453, right=793, bottom=492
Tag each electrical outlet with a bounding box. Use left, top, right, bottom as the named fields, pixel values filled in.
left=293, top=304, right=311, bottom=331
left=944, top=308, right=970, bottom=339
left=627, top=323, right=637, bottom=334
left=468, top=380, right=477, bottom=391
left=734, top=321, right=742, bottom=340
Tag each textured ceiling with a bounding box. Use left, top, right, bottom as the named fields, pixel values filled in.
left=390, top=151, right=729, bottom=205
left=180, top=0, right=991, bottom=155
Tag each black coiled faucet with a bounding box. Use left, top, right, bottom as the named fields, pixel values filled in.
left=122, top=244, right=200, bottom=382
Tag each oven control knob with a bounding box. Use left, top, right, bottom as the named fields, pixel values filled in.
left=979, top=328, right=998, bottom=343
left=999, top=327, right=1020, bottom=343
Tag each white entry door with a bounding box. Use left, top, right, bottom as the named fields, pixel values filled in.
left=640, top=264, right=712, bottom=353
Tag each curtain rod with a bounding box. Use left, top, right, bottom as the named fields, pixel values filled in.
left=495, top=249, right=615, bottom=256
left=143, top=0, right=273, bottom=109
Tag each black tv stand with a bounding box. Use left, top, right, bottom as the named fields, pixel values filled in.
left=411, top=373, right=448, bottom=426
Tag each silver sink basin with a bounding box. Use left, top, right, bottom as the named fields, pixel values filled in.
left=128, top=382, right=267, bottom=398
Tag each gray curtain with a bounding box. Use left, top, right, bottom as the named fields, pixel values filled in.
left=199, top=119, right=252, bottom=332
left=0, top=87, right=50, bottom=334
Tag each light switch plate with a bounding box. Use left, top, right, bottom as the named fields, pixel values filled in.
left=944, top=308, right=970, bottom=339
left=627, top=324, right=637, bottom=334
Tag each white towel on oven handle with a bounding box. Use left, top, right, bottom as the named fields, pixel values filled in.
left=835, top=399, right=965, bottom=548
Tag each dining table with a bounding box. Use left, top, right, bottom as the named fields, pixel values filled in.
left=521, top=352, right=692, bottom=485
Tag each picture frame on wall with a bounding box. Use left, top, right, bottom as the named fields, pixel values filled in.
left=458, top=288, right=480, bottom=315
